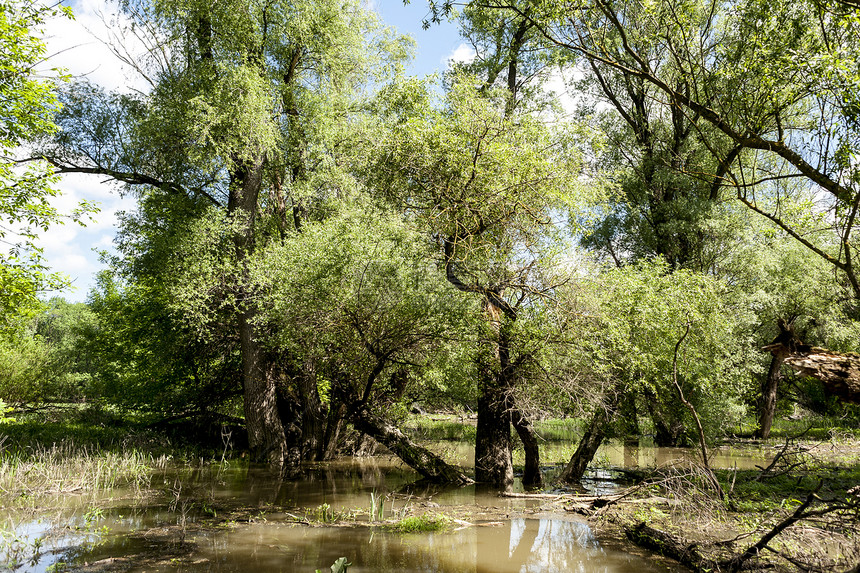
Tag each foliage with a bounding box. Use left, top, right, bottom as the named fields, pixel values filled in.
left=520, top=0, right=860, bottom=305
left=86, top=270, right=242, bottom=416
left=0, top=324, right=52, bottom=405
left=248, top=204, right=471, bottom=408
left=562, top=260, right=756, bottom=442
left=0, top=1, right=96, bottom=330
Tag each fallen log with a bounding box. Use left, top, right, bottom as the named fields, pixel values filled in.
left=625, top=522, right=721, bottom=571
left=349, top=405, right=474, bottom=485
left=782, top=349, right=860, bottom=403
left=762, top=322, right=860, bottom=404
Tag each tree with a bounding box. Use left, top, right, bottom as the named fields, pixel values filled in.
left=555, top=260, right=753, bottom=483
left=373, top=77, right=579, bottom=487
left=248, top=206, right=473, bottom=483
left=0, top=0, right=93, bottom=331
left=503, top=0, right=860, bottom=308
left=39, top=0, right=411, bottom=474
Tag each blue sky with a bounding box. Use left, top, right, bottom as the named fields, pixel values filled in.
left=375, top=0, right=463, bottom=76
left=38, top=0, right=464, bottom=302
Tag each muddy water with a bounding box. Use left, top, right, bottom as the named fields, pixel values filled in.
left=4, top=442, right=776, bottom=572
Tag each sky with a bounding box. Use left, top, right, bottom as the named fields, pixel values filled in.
left=35, top=0, right=466, bottom=302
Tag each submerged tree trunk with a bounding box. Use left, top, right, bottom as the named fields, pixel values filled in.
left=644, top=387, right=685, bottom=447
left=241, top=312, right=291, bottom=471
left=475, top=305, right=515, bottom=489
left=510, top=404, right=542, bottom=488
left=475, top=390, right=514, bottom=488
left=294, top=364, right=325, bottom=460
left=350, top=404, right=473, bottom=484
left=757, top=350, right=788, bottom=439
left=558, top=396, right=617, bottom=484
left=321, top=402, right=347, bottom=461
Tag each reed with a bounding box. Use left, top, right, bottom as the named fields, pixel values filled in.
left=0, top=442, right=154, bottom=505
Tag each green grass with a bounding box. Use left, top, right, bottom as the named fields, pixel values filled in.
left=0, top=441, right=162, bottom=505
left=403, top=415, right=476, bottom=442
left=404, top=415, right=585, bottom=444
left=387, top=513, right=450, bottom=533
left=0, top=407, right=238, bottom=508
left=731, top=413, right=860, bottom=441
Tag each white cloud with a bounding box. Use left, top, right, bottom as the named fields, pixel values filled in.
left=34, top=171, right=136, bottom=302
left=447, top=43, right=477, bottom=67
left=39, top=0, right=152, bottom=94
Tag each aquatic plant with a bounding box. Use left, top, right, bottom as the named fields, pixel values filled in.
left=0, top=442, right=153, bottom=505
left=388, top=513, right=449, bottom=533
left=316, top=557, right=351, bottom=573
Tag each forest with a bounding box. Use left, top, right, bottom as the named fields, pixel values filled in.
left=1, top=0, right=859, bottom=571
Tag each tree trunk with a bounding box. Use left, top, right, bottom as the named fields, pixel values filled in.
left=442, top=243, right=516, bottom=489
left=294, top=364, right=325, bottom=460
left=230, top=153, right=297, bottom=476
left=321, top=402, right=347, bottom=461
left=349, top=404, right=473, bottom=484
left=756, top=350, right=788, bottom=439
left=644, top=388, right=685, bottom=446
left=240, top=312, right=291, bottom=471
left=510, top=404, right=542, bottom=488
left=475, top=389, right=514, bottom=488
left=558, top=397, right=616, bottom=484
left=617, top=391, right=640, bottom=440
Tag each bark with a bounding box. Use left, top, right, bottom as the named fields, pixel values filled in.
left=644, top=387, right=685, bottom=447
left=321, top=402, right=347, bottom=461
left=240, top=312, right=290, bottom=471
left=474, top=304, right=516, bottom=489
left=558, top=399, right=615, bottom=484
left=510, top=405, right=542, bottom=487
left=617, top=391, right=640, bottom=439
left=783, top=351, right=860, bottom=403
left=349, top=404, right=474, bottom=485
left=230, top=153, right=296, bottom=475
left=756, top=350, right=788, bottom=439
left=294, top=365, right=325, bottom=460
left=625, top=522, right=721, bottom=572
left=475, top=389, right=514, bottom=488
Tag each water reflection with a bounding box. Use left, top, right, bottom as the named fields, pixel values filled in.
left=139, top=518, right=669, bottom=573
left=3, top=439, right=772, bottom=572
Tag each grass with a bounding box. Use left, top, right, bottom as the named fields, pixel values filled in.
left=404, top=414, right=584, bottom=444
left=387, top=513, right=450, bottom=533
left=403, top=415, right=476, bottom=442
left=730, top=413, right=860, bottom=441
left=0, top=407, right=238, bottom=509
left=0, top=442, right=159, bottom=504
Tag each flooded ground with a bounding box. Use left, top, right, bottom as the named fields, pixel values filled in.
left=2, top=440, right=780, bottom=572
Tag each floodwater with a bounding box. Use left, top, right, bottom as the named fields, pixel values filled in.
left=2, top=440, right=775, bottom=572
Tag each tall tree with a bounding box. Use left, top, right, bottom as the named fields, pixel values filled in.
left=38, top=0, right=409, bottom=474
left=509, top=0, right=860, bottom=307
left=373, top=78, right=579, bottom=488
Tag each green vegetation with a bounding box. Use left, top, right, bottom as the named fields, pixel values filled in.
left=2, top=0, right=860, bottom=570
left=387, top=513, right=450, bottom=533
